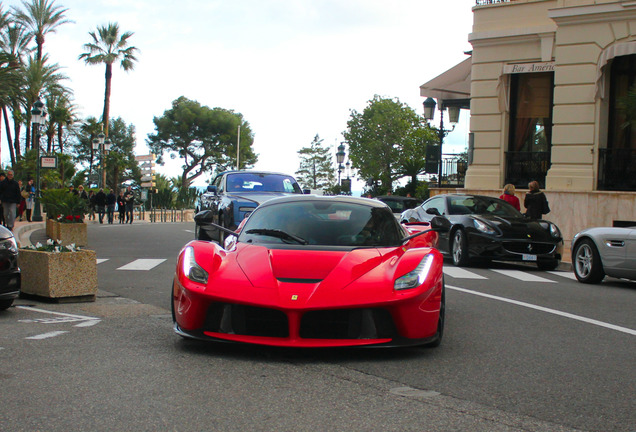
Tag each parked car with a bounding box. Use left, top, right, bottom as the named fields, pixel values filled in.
left=173, top=195, right=449, bottom=348
left=0, top=226, right=21, bottom=311
left=400, top=193, right=563, bottom=270
left=375, top=195, right=423, bottom=216
left=195, top=171, right=303, bottom=242
left=571, top=226, right=636, bottom=284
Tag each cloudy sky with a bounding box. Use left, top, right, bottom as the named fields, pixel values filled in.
left=2, top=0, right=475, bottom=187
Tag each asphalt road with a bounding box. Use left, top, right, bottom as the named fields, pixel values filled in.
left=1, top=222, right=633, bottom=431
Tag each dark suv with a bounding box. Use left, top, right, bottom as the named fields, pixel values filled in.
left=0, top=226, right=20, bottom=310
left=195, top=171, right=303, bottom=242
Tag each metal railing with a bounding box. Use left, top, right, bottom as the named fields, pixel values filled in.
left=598, top=148, right=636, bottom=191
left=438, top=155, right=468, bottom=188
left=148, top=208, right=189, bottom=223
left=505, top=151, right=551, bottom=189
left=475, top=0, right=515, bottom=5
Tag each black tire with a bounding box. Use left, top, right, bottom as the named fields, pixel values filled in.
left=573, top=239, right=605, bottom=284
left=537, top=259, right=559, bottom=271
left=451, top=228, right=470, bottom=267
left=423, top=279, right=445, bottom=348
left=0, top=298, right=14, bottom=311
left=194, top=223, right=212, bottom=241
left=218, top=214, right=227, bottom=244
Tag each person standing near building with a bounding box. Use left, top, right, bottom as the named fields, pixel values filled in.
left=106, top=189, right=117, bottom=224
left=88, top=190, right=96, bottom=221
left=94, top=188, right=107, bottom=224
left=0, top=170, right=23, bottom=231
left=123, top=186, right=135, bottom=224
left=524, top=180, right=550, bottom=219
left=117, top=191, right=126, bottom=224
left=499, top=184, right=520, bottom=211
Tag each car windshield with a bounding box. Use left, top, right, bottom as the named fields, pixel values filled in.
left=239, top=201, right=405, bottom=247
left=226, top=173, right=302, bottom=194
left=448, top=196, right=522, bottom=218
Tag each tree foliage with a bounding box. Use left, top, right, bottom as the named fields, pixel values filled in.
left=295, top=134, right=335, bottom=191
left=146, top=96, right=258, bottom=190
left=343, top=95, right=435, bottom=194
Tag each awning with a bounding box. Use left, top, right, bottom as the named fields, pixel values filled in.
left=420, top=57, right=471, bottom=109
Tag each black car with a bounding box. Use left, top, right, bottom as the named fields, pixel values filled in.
left=400, top=193, right=563, bottom=270
left=0, top=226, right=20, bottom=310
left=375, top=195, right=423, bottom=216
left=195, top=170, right=304, bottom=243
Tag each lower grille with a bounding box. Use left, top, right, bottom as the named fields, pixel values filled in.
left=300, top=308, right=397, bottom=339
left=503, top=241, right=555, bottom=255
left=204, top=303, right=288, bottom=337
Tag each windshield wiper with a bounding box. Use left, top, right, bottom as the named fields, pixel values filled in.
left=245, top=229, right=308, bottom=245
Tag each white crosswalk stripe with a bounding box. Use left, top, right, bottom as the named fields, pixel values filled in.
left=491, top=269, right=556, bottom=283
left=116, top=259, right=166, bottom=271
left=96, top=258, right=109, bottom=264
left=548, top=270, right=577, bottom=280
left=443, top=267, right=487, bottom=279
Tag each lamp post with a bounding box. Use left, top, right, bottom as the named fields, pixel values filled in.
left=336, top=142, right=346, bottom=185
left=31, top=99, right=46, bottom=222
left=423, top=97, right=460, bottom=187
left=92, top=134, right=111, bottom=189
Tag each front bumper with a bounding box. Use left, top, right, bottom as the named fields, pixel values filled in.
left=466, top=232, right=563, bottom=263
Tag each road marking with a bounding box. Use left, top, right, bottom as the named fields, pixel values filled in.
left=117, top=258, right=166, bottom=270
left=491, top=269, right=556, bottom=283
left=448, top=285, right=636, bottom=336
left=97, top=258, right=109, bottom=264
left=26, top=331, right=68, bottom=340
left=443, top=267, right=487, bottom=279
left=548, top=270, right=577, bottom=280
left=17, top=306, right=98, bottom=322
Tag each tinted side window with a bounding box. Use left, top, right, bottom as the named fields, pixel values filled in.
left=423, top=197, right=446, bottom=215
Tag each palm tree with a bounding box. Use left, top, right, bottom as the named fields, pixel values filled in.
left=45, top=88, right=75, bottom=152
left=11, top=0, right=71, bottom=62
left=78, top=22, right=138, bottom=137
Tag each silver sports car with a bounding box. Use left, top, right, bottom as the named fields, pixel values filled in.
left=571, top=226, right=636, bottom=284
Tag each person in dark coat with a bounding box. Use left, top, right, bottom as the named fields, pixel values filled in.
left=0, top=170, right=23, bottom=231
left=117, top=191, right=126, bottom=224
left=123, top=186, right=135, bottom=224
left=524, top=180, right=550, bottom=219
left=106, top=189, right=117, bottom=224
left=94, top=188, right=107, bottom=224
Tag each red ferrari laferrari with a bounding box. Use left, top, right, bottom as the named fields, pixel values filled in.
left=172, top=195, right=448, bottom=348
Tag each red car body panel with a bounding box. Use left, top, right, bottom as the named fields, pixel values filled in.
left=172, top=222, right=444, bottom=348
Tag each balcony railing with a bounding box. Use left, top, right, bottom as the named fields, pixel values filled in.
left=475, top=0, right=515, bottom=5
left=505, top=151, right=551, bottom=189
left=598, top=148, right=636, bottom=191
left=438, top=155, right=468, bottom=188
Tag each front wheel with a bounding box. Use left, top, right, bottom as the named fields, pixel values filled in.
left=537, top=259, right=559, bottom=271
left=451, top=229, right=470, bottom=267
left=0, top=298, right=14, bottom=311
left=573, top=239, right=605, bottom=284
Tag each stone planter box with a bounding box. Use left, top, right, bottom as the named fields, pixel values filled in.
left=19, top=249, right=97, bottom=301
left=46, top=220, right=88, bottom=247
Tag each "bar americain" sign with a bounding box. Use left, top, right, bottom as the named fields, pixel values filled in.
left=504, top=62, right=555, bottom=74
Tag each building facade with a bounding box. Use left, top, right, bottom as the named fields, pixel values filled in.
left=431, top=0, right=636, bottom=243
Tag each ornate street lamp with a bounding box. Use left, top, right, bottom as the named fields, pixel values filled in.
left=31, top=99, right=46, bottom=222
left=97, top=132, right=105, bottom=188
left=423, top=98, right=460, bottom=187
left=336, top=143, right=346, bottom=185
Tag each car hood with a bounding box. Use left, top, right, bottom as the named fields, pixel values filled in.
left=228, top=191, right=300, bottom=206
left=232, top=244, right=401, bottom=308
left=475, top=214, right=558, bottom=240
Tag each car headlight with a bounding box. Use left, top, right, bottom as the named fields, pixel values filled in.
left=182, top=246, right=208, bottom=285
left=473, top=218, right=497, bottom=235
left=394, top=254, right=435, bottom=290
left=0, top=236, right=18, bottom=253
left=549, top=223, right=561, bottom=238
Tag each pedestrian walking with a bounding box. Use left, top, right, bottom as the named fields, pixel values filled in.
left=25, top=179, right=35, bottom=222
left=95, top=188, right=107, bottom=223
left=106, top=189, right=116, bottom=224
left=124, top=186, right=135, bottom=224
left=524, top=180, right=550, bottom=219
left=117, top=191, right=126, bottom=224
left=0, top=170, right=23, bottom=231
left=88, top=190, right=96, bottom=220
left=499, top=183, right=520, bottom=211
left=18, top=180, right=26, bottom=221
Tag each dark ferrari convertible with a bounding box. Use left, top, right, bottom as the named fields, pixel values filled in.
left=400, top=194, right=563, bottom=270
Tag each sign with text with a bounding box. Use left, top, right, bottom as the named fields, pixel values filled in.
left=504, top=62, right=555, bottom=74
left=40, top=156, right=57, bottom=169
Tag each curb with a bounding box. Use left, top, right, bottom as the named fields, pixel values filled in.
left=14, top=222, right=45, bottom=248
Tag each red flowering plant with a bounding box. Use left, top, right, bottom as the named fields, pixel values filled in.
left=40, top=189, right=88, bottom=223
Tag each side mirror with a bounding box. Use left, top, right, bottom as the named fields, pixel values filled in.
left=194, top=210, right=215, bottom=225
left=207, top=185, right=217, bottom=195
left=426, top=208, right=441, bottom=216
left=224, top=235, right=237, bottom=250
left=430, top=216, right=450, bottom=233
left=303, top=189, right=311, bottom=195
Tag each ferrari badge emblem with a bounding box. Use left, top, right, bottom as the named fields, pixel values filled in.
left=291, top=295, right=298, bottom=300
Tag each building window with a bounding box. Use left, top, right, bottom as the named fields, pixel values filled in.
left=599, top=54, right=636, bottom=191
left=505, top=72, right=554, bottom=188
